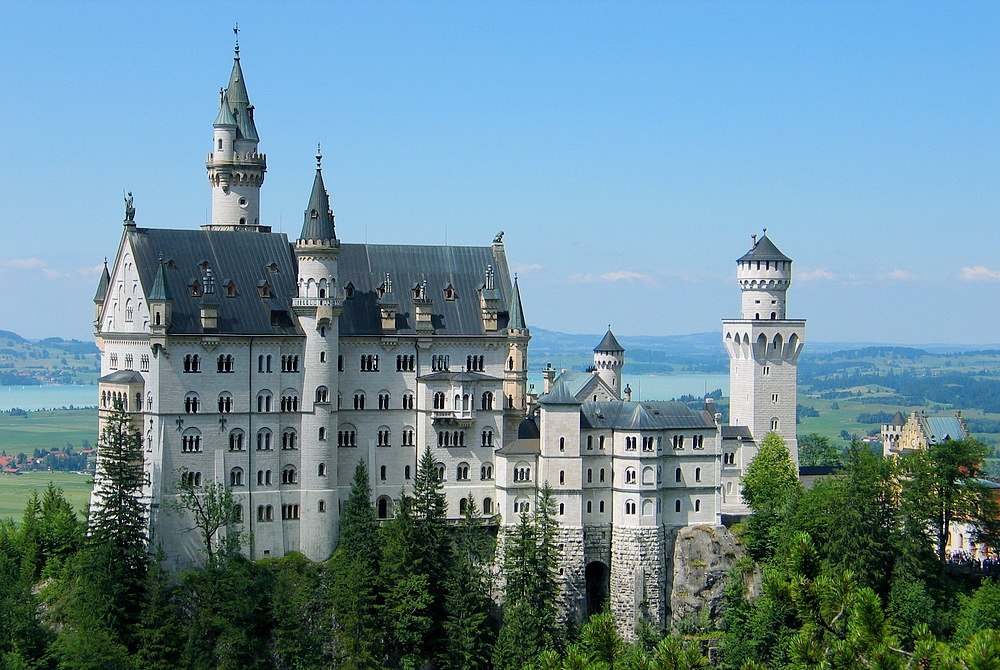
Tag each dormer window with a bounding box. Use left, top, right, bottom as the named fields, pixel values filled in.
left=165, top=259, right=177, bottom=269
left=310, top=209, right=319, bottom=220
left=257, top=280, right=272, bottom=298
left=344, top=282, right=355, bottom=299
left=189, top=279, right=202, bottom=297
left=267, top=262, right=279, bottom=274
left=224, top=281, right=237, bottom=298
left=444, top=284, right=457, bottom=301
left=198, top=260, right=210, bottom=272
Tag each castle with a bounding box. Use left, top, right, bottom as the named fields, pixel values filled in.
left=91, top=40, right=804, bottom=636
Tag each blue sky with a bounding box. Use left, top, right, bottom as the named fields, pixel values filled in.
left=1, top=2, right=997, bottom=344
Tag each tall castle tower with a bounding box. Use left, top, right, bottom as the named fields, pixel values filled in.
left=722, top=232, right=805, bottom=463
left=292, top=148, right=342, bottom=558
left=205, top=36, right=267, bottom=230
left=593, top=327, right=624, bottom=398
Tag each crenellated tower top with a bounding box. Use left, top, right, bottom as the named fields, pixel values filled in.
left=204, top=30, right=268, bottom=231
left=736, top=230, right=792, bottom=321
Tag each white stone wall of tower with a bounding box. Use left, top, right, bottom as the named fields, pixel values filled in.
left=737, top=260, right=791, bottom=320
left=593, top=350, right=623, bottom=394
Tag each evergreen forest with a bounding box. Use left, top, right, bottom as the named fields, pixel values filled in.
left=4, top=405, right=1000, bottom=669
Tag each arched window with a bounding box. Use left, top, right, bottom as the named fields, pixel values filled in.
left=184, top=393, right=200, bottom=414
left=675, top=499, right=682, bottom=513
left=230, top=467, right=244, bottom=487
left=675, top=467, right=682, bottom=483
left=257, top=391, right=272, bottom=413
left=480, top=463, right=493, bottom=480
left=218, top=392, right=233, bottom=413
left=229, top=429, right=245, bottom=451
left=599, top=500, right=605, bottom=513
left=404, top=465, right=411, bottom=480
left=281, top=429, right=297, bottom=450
left=435, top=462, right=446, bottom=481
left=315, top=386, right=329, bottom=403
left=587, top=501, right=593, bottom=513
left=481, top=428, right=493, bottom=447
left=599, top=468, right=606, bottom=483
left=282, top=466, right=297, bottom=485
left=695, top=467, right=702, bottom=482
left=318, top=463, right=327, bottom=477
left=559, top=437, right=565, bottom=452
left=483, top=497, right=493, bottom=515
left=457, top=462, right=470, bottom=481
left=377, top=496, right=392, bottom=519
left=256, top=429, right=272, bottom=451
left=770, top=417, right=779, bottom=430
left=353, top=392, right=365, bottom=410
left=625, top=500, right=636, bottom=515
left=642, top=467, right=654, bottom=485
left=460, top=497, right=468, bottom=514
left=695, top=499, right=702, bottom=512
left=380, top=465, right=387, bottom=481
left=181, top=428, right=202, bottom=453
left=433, top=392, right=446, bottom=410
left=481, top=391, right=494, bottom=410
left=318, top=427, right=327, bottom=441
left=625, top=468, right=636, bottom=484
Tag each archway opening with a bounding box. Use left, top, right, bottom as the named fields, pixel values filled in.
left=585, top=561, right=610, bottom=616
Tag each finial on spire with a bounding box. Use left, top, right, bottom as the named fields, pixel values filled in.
left=316, top=143, right=322, bottom=169
left=234, top=22, right=240, bottom=56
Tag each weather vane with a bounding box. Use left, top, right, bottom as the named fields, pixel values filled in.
left=234, top=22, right=240, bottom=55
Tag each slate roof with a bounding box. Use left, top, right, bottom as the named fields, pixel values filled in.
left=721, top=425, right=754, bottom=440
left=508, top=276, right=526, bottom=330
left=551, top=370, right=600, bottom=400
left=921, top=415, right=968, bottom=444
left=214, top=92, right=237, bottom=127
left=127, top=227, right=302, bottom=336
left=99, top=370, right=145, bottom=384
left=890, top=411, right=906, bottom=427
left=580, top=401, right=715, bottom=430
left=224, top=52, right=259, bottom=141
left=538, top=380, right=583, bottom=406
left=338, top=243, right=513, bottom=337
left=737, top=235, right=791, bottom=263
left=299, top=165, right=336, bottom=242
left=594, top=328, right=624, bottom=353
left=94, top=262, right=111, bottom=302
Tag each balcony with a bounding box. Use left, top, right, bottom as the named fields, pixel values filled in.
left=431, top=409, right=475, bottom=427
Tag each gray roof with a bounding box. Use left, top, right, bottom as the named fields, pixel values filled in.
left=99, top=370, right=144, bottom=384
left=149, top=262, right=170, bottom=301
left=891, top=411, right=906, bottom=427
left=299, top=166, right=336, bottom=242
left=94, top=262, right=111, bottom=302
left=508, top=276, right=526, bottom=330
left=213, top=91, right=237, bottom=127
left=580, top=401, right=714, bottom=430
left=594, top=328, right=624, bottom=353
left=922, top=415, right=968, bottom=444
left=224, top=52, right=259, bottom=142
left=721, top=425, right=754, bottom=440
left=552, top=370, right=600, bottom=400
left=128, top=227, right=301, bottom=336
left=338, top=243, right=514, bottom=337
left=538, top=380, right=583, bottom=406
left=737, top=235, right=791, bottom=263
left=495, top=438, right=540, bottom=456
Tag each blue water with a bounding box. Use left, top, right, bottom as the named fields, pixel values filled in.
left=0, top=385, right=98, bottom=412
left=527, top=372, right=729, bottom=402
left=0, top=372, right=729, bottom=413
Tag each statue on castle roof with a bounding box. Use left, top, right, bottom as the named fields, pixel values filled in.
left=124, top=191, right=135, bottom=222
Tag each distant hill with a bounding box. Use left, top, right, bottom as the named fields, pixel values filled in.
left=0, top=330, right=99, bottom=386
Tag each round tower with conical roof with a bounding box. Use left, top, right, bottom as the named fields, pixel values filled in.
left=593, top=327, right=625, bottom=397
left=291, top=147, right=341, bottom=559
left=205, top=38, right=267, bottom=230
left=736, top=230, right=793, bottom=320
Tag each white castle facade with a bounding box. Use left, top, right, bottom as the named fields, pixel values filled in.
left=91, top=43, right=804, bottom=636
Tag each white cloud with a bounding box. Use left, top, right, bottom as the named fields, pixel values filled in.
left=960, top=265, right=1000, bottom=281
left=512, top=263, right=543, bottom=275
left=0, top=257, right=46, bottom=270
left=78, top=263, right=106, bottom=276
left=797, top=268, right=835, bottom=281
left=568, top=270, right=655, bottom=285
left=879, top=269, right=916, bottom=281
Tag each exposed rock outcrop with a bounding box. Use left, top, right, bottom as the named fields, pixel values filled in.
left=667, top=525, right=744, bottom=626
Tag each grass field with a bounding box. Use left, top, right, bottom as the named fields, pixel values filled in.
left=0, top=408, right=97, bottom=454
left=0, top=470, right=93, bottom=521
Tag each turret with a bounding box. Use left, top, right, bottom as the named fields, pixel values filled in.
left=479, top=265, right=500, bottom=332
left=736, top=230, right=792, bottom=321
left=205, top=37, right=267, bottom=231
left=93, top=260, right=110, bottom=330
left=593, top=327, right=624, bottom=397
left=199, top=268, right=219, bottom=331
left=504, top=275, right=530, bottom=413
left=149, top=261, right=172, bottom=353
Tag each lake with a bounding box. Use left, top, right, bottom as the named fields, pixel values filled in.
left=0, top=372, right=729, bottom=413
left=0, top=385, right=98, bottom=412
left=527, top=372, right=729, bottom=402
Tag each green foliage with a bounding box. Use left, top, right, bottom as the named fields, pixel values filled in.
left=740, top=432, right=802, bottom=560
left=797, top=433, right=841, bottom=468
left=953, top=578, right=1000, bottom=645
left=170, top=475, right=244, bottom=564
left=267, top=552, right=333, bottom=670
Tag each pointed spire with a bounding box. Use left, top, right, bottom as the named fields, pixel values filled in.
left=93, top=260, right=111, bottom=303
left=298, top=148, right=337, bottom=242
left=594, top=326, right=624, bottom=353
left=150, top=261, right=171, bottom=301
left=224, top=29, right=258, bottom=142
left=214, top=90, right=237, bottom=127
left=508, top=275, right=526, bottom=330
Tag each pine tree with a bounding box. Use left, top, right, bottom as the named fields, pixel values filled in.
left=411, top=445, right=452, bottom=659
left=329, top=460, right=383, bottom=669
left=440, top=494, right=494, bottom=670
left=134, top=549, right=183, bottom=670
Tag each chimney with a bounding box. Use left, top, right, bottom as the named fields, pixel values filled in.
left=542, top=363, right=556, bottom=394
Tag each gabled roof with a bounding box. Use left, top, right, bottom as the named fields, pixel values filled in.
left=127, top=227, right=301, bottom=336
left=99, top=370, right=145, bottom=384
left=737, top=235, right=791, bottom=263
left=594, top=328, right=624, bottom=353
left=338, top=243, right=515, bottom=337
left=508, top=276, right=526, bottom=330
left=580, top=401, right=714, bottom=430
left=94, top=262, right=111, bottom=302
left=299, top=163, right=336, bottom=242
left=721, top=425, right=754, bottom=440
left=538, top=380, right=583, bottom=406
left=921, top=416, right=968, bottom=445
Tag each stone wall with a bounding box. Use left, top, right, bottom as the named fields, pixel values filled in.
left=610, top=526, right=668, bottom=640
left=666, top=525, right=744, bottom=628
